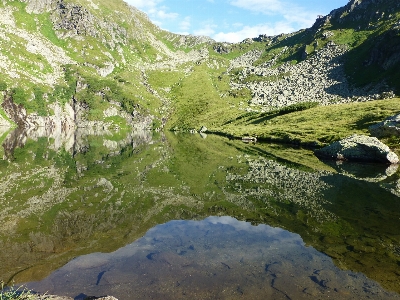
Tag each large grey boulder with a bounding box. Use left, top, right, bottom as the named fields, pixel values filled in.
left=369, top=114, right=400, bottom=138
left=315, top=134, right=399, bottom=164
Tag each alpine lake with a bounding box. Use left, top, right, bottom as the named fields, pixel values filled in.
left=1, top=125, right=400, bottom=299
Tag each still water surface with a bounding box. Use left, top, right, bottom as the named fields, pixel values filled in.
left=1, top=127, right=400, bottom=299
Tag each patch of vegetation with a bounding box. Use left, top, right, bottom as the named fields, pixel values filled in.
left=11, top=1, right=37, bottom=32
left=167, top=63, right=251, bottom=131
left=253, top=30, right=315, bottom=67
left=37, top=13, right=66, bottom=48
left=0, top=282, right=37, bottom=300
left=0, top=81, right=7, bottom=91
left=10, top=88, right=28, bottom=106
left=277, top=101, right=319, bottom=115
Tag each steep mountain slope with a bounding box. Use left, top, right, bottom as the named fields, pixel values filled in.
left=0, top=0, right=213, bottom=130
left=0, top=0, right=400, bottom=143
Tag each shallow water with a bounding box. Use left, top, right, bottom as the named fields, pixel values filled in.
left=1, top=127, right=400, bottom=298
left=25, top=217, right=399, bottom=299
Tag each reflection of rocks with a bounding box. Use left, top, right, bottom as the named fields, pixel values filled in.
left=315, top=134, right=399, bottom=164
left=226, top=156, right=334, bottom=222
left=2, top=127, right=28, bottom=160
left=320, top=159, right=399, bottom=182
left=384, top=179, right=400, bottom=197
left=2, top=126, right=154, bottom=159
left=102, top=130, right=153, bottom=154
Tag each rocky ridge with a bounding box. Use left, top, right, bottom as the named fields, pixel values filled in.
left=230, top=42, right=395, bottom=110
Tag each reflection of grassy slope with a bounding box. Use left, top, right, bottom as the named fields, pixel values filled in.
left=153, top=133, right=239, bottom=195
left=320, top=175, right=400, bottom=293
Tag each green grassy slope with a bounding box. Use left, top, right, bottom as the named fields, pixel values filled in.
left=1, top=0, right=400, bottom=148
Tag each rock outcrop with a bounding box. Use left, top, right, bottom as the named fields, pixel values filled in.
left=1, top=93, right=29, bottom=127
left=315, top=134, right=399, bottom=164
left=369, top=113, right=400, bottom=138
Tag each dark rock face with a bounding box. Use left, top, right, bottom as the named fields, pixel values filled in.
left=1, top=93, right=28, bottom=127
left=53, top=0, right=97, bottom=37
left=369, top=114, right=400, bottom=138
left=315, top=134, right=399, bottom=164
left=213, top=43, right=231, bottom=54
left=313, top=0, right=400, bottom=29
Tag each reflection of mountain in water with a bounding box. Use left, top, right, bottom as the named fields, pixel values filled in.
left=2, top=125, right=153, bottom=160
left=0, top=133, right=399, bottom=294
left=226, top=157, right=334, bottom=222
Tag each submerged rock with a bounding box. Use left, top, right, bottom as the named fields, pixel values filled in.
left=314, top=134, right=399, bottom=164
left=369, top=113, right=400, bottom=138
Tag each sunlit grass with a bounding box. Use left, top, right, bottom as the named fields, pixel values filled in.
left=212, top=98, right=400, bottom=149
left=0, top=282, right=38, bottom=300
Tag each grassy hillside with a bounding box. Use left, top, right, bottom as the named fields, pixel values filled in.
left=212, top=98, right=400, bottom=149
left=1, top=0, right=400, bottom=148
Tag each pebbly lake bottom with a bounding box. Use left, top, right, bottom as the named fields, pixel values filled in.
left=25, top=216, right=399, bottom=300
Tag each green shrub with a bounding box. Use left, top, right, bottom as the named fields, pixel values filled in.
left=278, top=102, right=319, bottom=115
left=33, top=87, right=47, bottom=116
left=152, top=119, right=162, bottom=130
left=11, top=87, right=28, bottom=105
left=0, top=281, right=37, bottom=300
left=0, top=81, right=7, bottom=91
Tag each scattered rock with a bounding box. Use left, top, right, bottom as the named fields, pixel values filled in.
left=242, top=136, right=257, bottom=143
left=314, top=134, right=399, bottom=164
left=199, top=132, right=207, bottom=139
left=369, top=113, right=400, bottom=138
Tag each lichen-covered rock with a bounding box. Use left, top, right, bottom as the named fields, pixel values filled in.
left=315, top=134, right=399, bottom=164
left=369, top=113, right=400, bottom=138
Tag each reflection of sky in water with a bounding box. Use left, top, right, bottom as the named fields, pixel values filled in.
left=26, top=217, right=399, bottom=300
